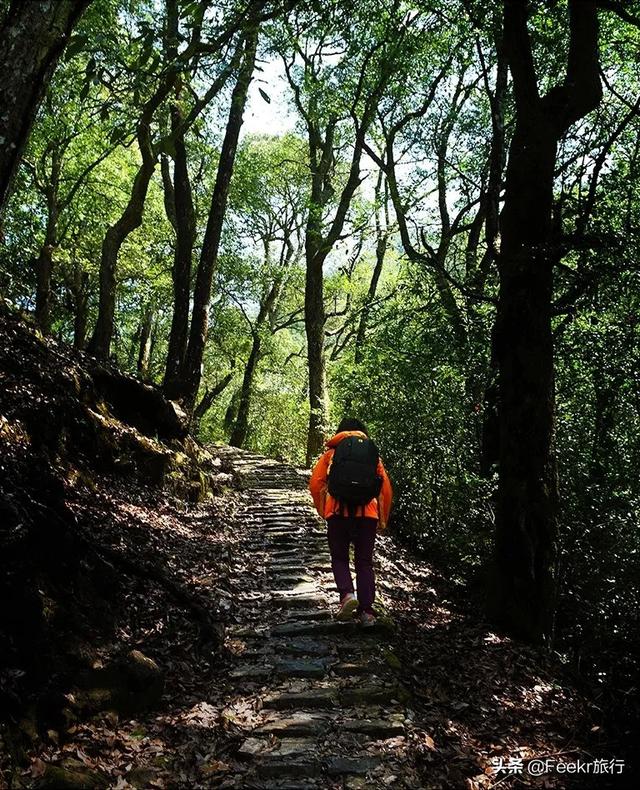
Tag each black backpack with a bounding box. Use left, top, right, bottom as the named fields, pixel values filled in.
left=327, top=435, right=383, bottom=516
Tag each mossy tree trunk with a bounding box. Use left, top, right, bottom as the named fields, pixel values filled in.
left=0, top=0, right=91, bottom=214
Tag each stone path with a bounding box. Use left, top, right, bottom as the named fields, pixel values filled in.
left=213, top=446, right=415, bottom=789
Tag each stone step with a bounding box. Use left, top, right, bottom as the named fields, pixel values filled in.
left=267, top=558, right=307, bottom=568
left=306, top=561, right=332, bottom=572
left=340, top=685, right=407, bottom=707
left=341, top=718, right=405, bottom=737
left=262, top=518, right=304, bottom=524
left=257, top=757, right=319, bottom=778
left=255, top=714, right=330, bottom=737
left=266, top=564, right=306, bottom=575
left=284, top=609, right=332, bottom=622
left=259, top=784, right=322, bottom=790
left=265, top=538, right=306, bottom=547
left=271, top=596, right=325, bottom=610
left=271, top=621, right=358, bottom=637
left=238, top=740, right=382, bottom=779
left=239, top=737, right=313, bottom=760
left=270, top=582, right=317, bottom=596
left=270, top=639, right=335, bottom=657
left=264, top=529, right=305, bottom=535
left=271, top=595, right=331, bottom=620
left=228, top=665, right=273, bottom=681
left=331, top=661, right=374, bottom=677
left=326, top=756, right=381, bottom=777
left=274, top=658, right=331, bottom=678
left=269, top=551, right=304, bottom=562
left=263, top=688, right=338, bottom=710
left=267, top=574, right=315, bottom=586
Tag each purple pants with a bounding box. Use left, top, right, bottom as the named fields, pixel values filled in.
left=326, top=516, right=377, bottom=614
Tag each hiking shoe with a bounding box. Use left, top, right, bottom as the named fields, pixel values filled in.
left=335, top=593, right=358, bottom=621
left=359, top=610, right=376, bottom=628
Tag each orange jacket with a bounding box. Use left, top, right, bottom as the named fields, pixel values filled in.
left=309, top=431, right=393, bottom=528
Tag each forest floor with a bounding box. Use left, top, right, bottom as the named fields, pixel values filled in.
left=2, top=450, right=633, bottom=790
left=0, top=309, right=635, bottom=789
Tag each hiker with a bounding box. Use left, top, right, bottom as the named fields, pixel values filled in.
left=309, top=418, right=393, bottom=627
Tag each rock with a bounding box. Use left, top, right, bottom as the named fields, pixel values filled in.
left=383, top=649, right=402, bottom=671
left=114, top=650, right=164, bottom=712
left=238, top=737, right=265, bottom=758
left=72, top=649, right=165, bottom=716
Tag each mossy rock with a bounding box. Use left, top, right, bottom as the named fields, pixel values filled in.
left=39, top=764, right=108, bottom=789
left=110, top=649, right=165, bottom=714
left=71, top=649, right=164, bottom=716
left=127, top=767, right=158, bottom=788
left=383, top=649, right=402, bottom=671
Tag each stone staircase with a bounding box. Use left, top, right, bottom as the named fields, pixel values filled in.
left=215, top=447, right=414, bottom=789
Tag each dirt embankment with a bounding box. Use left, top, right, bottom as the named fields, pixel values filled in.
left=0, top=305, right=235, bottom=783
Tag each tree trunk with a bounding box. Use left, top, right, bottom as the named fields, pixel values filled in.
left=0, top=0, right=91, bottom=214
left=229, top=333, right=261, bottom=448
left=72, top=269, right=89, bottom=349
left=162, top=0, right=196, bottom=398
left=192, top=370, right=234, bottom=433
left=180, top=25, right=258, bottom=410
left=137, top=306, right=154, bottom=381
left=489, top=0, right=602, bottom=644
left=35, top=243, right=55, bottom=333
left=34, top=154, right=61, bottom=334
left=355, top=176, right=387, bottom=364
left=87, top=125, right=157, bottom=359
left=162, top=108, right=195, bottom=397
left=490, top=118, right=559, bottom=643
left=223, top=387, right=242, bottom=435
left=230, top=275, right=281, bottom=448
left=305, top=247, right=329, bottom=465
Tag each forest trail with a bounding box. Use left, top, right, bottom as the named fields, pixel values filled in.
left=215, top=446, right=416, bottom=788
left=0, top=298, right=626, bottom=789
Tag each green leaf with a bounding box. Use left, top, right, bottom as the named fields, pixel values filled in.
left=109, top=125, right=124, bottom=145
left=258, top=88, right=271, bottom=104
left=64, top=35, right=88, bottom=61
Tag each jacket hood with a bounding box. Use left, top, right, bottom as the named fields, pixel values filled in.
left=326, top=430, right=368, bottom=448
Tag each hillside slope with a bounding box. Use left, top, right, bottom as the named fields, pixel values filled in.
left=0, top=306, right=236, bottom=783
